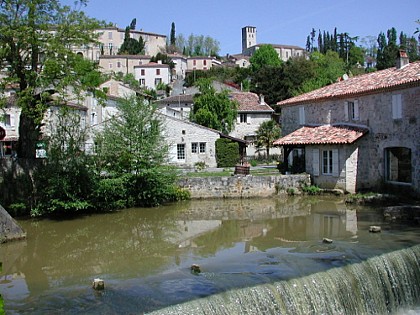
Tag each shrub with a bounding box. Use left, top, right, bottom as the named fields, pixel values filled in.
left=216, top=138, right=239, bottom=167
left=302, top=185, right=322, bottom=195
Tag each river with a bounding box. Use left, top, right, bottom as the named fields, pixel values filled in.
left=1, top=196, right=420, bottom=314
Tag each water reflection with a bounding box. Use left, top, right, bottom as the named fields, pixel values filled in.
left=1, top=196, right=419, bottom=314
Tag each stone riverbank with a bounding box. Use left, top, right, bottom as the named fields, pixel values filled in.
left=178, top=174, right=311, bottom=199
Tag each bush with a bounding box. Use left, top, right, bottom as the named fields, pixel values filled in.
left=92, top=174, right=133, bottom=211
left=302, top=185, right=322, bottom=195
left=216, top=138, right=240, bottom=167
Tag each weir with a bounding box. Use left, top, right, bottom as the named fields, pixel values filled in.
left=148, top=245, right=420, bottom=315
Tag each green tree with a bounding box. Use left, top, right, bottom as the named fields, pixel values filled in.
left=179, top=33, right=220, bottom=56
left=191, top=79, right=238, bottom=134
left=376, top=28, right=399, bottom=70
left=255, top=120, right=281, bottom=158
left=249, top=44, right=282, bottom=72
left=299, top=51, right=345, bottom=93
left=0, top=0, right=101, bottom=159
left=95, top=95, right=168, bottom=175
left=118, top=26, right=145, bottom=55
left=32, top=107, right=95, bottom=217
left=94, top=95, right=182, bottom=207
left=170, top=22, right=176, bottom=46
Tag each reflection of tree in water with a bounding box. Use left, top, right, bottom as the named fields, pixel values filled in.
left=15, top=207, right=182, bottom=290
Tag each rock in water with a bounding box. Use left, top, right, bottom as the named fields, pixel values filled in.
left=0, top=204, right=26, bottom=243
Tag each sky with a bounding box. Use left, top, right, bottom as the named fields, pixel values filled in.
left=62, top=0, right=420, bottom=55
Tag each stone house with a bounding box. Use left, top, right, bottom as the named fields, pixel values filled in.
left=98, top=55, right=151, bottom=75
left=229, top=92, right=280, bottom=158
left=156, top=94, right=194, bottom=120
left=186, top=56, right=220, bottom=72
left=241, top=26, right=305, bottom=61
left=167, top=53, right=188, bottom=79
left=73, top=27, right=166, bottom=61
left=274, top=53, right=420, bottom=195
left=0, top=93, right=19, bottom=157
left=162, top=115, right=221, bottom=168
left=134, top=61, right=170, bottom=90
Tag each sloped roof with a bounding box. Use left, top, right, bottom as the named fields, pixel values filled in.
left=230, top=92, right=274, bottom=112
left=156, top=94, right=194, bottom=104
left=273, top=125, right=369, bottom=146
left=134, top=62, right=169, bottom=68
left=277, top=61, right=420, bottom=106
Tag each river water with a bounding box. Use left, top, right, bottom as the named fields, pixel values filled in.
left=1, top=196, right=420, bottom=314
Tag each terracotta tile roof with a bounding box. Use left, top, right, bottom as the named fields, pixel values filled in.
left=229, top=92, right=274, bottom=112
left=273, top=124, right=369, bottom=146
left=277, top=61, right=420, bottom=106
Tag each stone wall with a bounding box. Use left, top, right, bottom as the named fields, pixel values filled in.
left=178, top=174, right=311, bottom=199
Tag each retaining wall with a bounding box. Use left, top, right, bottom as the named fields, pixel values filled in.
left=178, top=174, right=311, bottom=199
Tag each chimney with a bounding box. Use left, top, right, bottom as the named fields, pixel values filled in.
left=396, top=50, right=409, bottom=69
left=259, top=94, right=265, bottom=105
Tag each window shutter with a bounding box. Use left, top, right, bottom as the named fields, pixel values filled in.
left=332, top=149, right=339, bottom=176
left=312, top=149, right=319, bottom=176
left=353, top=100, right=359, bottom=120
left=10, top=114, right=15, bottom=127
left=344, top=102, right=349, bottom=121
left=392, top=94, right=402, bottom=119
left=299, top=106, right=305, bottom=125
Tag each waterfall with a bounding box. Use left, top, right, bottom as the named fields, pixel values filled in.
left=148, top=245, right=420, bottom=315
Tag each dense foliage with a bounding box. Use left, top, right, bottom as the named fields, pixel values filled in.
left=215, top=138, right=240, bottom=167
left=190, top=79, right=238, bottom=134
left=175, top=33, right=220, bottom=56
left=249, top=44, right=282, bottom=72
left=118, top=26, right=145, bottom=55
left=26, top=96, right=189, bottom=217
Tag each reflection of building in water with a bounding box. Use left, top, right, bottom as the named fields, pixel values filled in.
left=170, top=220, right=222, bottom=248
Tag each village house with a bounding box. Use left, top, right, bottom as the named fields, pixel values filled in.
left=274, top=52, right=420, bottom=196
left=156, top=94, right=194, bottom=120
left=134, top=61, right=170, bottom=90
left=73, top=27, right=166, bottom=61
left=0, top=92, right=19, bottom=157
left=229, top=92, right=280, bottom=158
left=98, top=55, right=151, bottom=75
left=240, top=26, right=306, bottom=62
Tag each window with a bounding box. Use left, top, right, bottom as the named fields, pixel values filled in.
left=203, top=60, right=207, bottom=66
left=298, top=106, right=305, bottom=125
left=345, top=100, right=359, bottom=121
left=199, top=142, right=206, bottom=153
left=392, top=94, right=402, bottom=119
left=141, top=69, right=145, bottom=76
left=177, top=144, right=185, bottom=160
left=193, top=60, right=196, bottom=66
left=322, top=150, right=333, bottom=175
left=108, top=31, right=113, bottom=40
left=117, top=61, right=121, bottom=68
left=156, top=69, right=160, bottom=75
left=313, top=149, right=338, bottom=176
left=191, top=142, right=198, bottom=153
left=4, top=114, right=13, bottom=127
left=240, top=113, right=248, bottom=123
left=385, top=147, right=411, bottom=183
left=139, top=79, right=145, bottom=86
left=90, top=112, right=97, bottom=125
left=155, top=78, right=162, bottom=86
left=109, top=63, right=113, bottom=69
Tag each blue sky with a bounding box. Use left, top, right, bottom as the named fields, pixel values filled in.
left=63, top=0, right=419, bottom=55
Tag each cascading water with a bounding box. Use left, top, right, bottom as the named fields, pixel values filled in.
left=148, top=245, right=420, bottom=315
